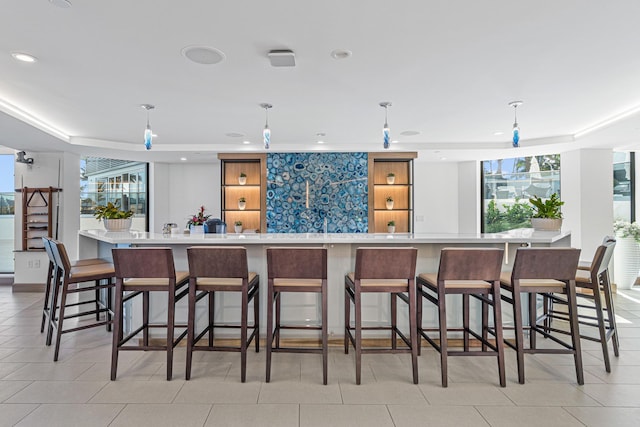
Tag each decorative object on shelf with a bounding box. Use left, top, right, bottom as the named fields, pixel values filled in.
left=386, top=195, right=394, bottom=210
left=387, top=220, right=396, bottom=233
left=93, top=202, right=134, bottom=232
left=238, top=172, right=247, bottom=185
left=260, top=103, right=272, bottom=149
left=380, top=101, right=392, bottom=149
left=529, top=193, right=563, bottom=231
left=187, top=205, right=211, bottom=234
left=234, top=220, right=243, bottom=233
left=613, top=220, right=640, bottom=289
left=509, top=100, right=523, bottom=148
left=141, top=104, right=155, bottom=150
left=238, top=197, right=246, bottom=210
left=386, top=172, right=395, bottom=184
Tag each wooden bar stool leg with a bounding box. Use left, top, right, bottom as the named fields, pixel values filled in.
left=275, top=291, right=281, bottom=349
left=111, top=285, right=123, bottom=380
left=208, top=292, right=215, bottom=346
left=322, top=285, right=328, bottom=385
left=391, top=293, right=397, bottom=350
left=602, top=273, right=620, bottom=355
left=344, top=287, right=351, bottom=355
left=512, top=290, right=526, bottom=384
left=185, top=285, right=197, bottom=381
left=166, top=290, right=175, bottom=381
left=416, top=285, right=423, bottom=356
left=53, top=280, right=69, bottom=361
left=106, top=280, right=113, bottom=332
left=253, top=287, right=260, bottom=353
left=46, top=268, right=61, bottom=346
left=463, top=294, right=470, bottom=351
left=41, top=261, right=54, bottom=333
left=143, top=291, right=150, bottom=347
left=592, top=282, right=611, bottom=372
left=566, top=284, right=584, bottom=385
left=240, top=286, right=249, bottom=383
left=409, top=284, right=418, bottom=385
left=355, top=289, right=362, bottom=385
left=266, top=281, right=275, bottom=383
left=95, top=283, right=100, bottom=321
left=491, top=285, right=506, bottom=387
left=529, top=293, right=537, bottom=350
left=481, top=296, right=489, bottom=352
left=437, top=288, right=448, bottom=387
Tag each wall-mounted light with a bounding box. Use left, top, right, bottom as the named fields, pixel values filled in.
left=141, top=104, right=155, bottom=150
left=260, top=103, right=272, bottom=149
left=16, top=151, right=34, bottom=165
left=509, top=101, right=523, bottom=148
left=380, top=102, right=392, bottom=149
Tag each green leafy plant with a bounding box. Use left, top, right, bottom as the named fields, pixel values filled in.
left=386, top=196, right=393, bottom=202
left=613, top=220, right=640, bottom=242
left=93, top=202, right=133, bottom=220
left=240, top=172, right=247, bottom=178
left=235, top=220, right=243, bottom=226
left=387, top=220, right=395, bottom=226
left=387, top=172, right=395, bottom=177
left=238, top=197, right=246, bottom=203
left=529, top=193, right=564, bottom=219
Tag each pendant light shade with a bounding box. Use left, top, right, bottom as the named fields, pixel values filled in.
left=509, top=101, right=523, bottom=148
left=380, top=102, right=392, bottom=149
left=260, top=103, right=272, bottom=149
left=141, top=104, right=155, bottom=150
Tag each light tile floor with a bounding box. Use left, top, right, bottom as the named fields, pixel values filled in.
left=1, top=286, right=640, bottom=426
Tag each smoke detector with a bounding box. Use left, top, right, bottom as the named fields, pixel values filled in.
left=267, top=50, right=296, bottom=67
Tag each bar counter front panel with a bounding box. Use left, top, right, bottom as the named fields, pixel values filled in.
left=79, top=229, right=571, bottom=339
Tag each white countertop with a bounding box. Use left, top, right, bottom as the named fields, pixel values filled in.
left=79, top=228, right=571, bottom=245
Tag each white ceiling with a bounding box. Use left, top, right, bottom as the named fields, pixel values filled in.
left=2, top=0, right=640, bottom=163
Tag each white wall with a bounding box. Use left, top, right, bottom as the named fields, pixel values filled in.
left=458, top=161, right=480, bottom=233
left=413, top=159, right=459, bottom=233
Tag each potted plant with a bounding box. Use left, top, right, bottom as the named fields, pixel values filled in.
left=386, top=172, right=395, bottom=185
left=387, top=220, right=396, bottom=233
left=386, top=195, right=394, bottom=210
left=93, top=202, right=134, bottom=231
left=187, top=205, right=211, bottom=234
left=529, top=193, right=563, bottom=231
left=238, top=172, right=247, bottom=185
left=238, top=197, right=246, bottom=210
left=234, top=220, right=243, bottom=233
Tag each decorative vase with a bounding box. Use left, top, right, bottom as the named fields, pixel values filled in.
left=238, top=176, right=247, bottom=185
left=386, top=200, right=394, bottom=210
left=387, top=225, right=395, bottom=234
left=235, top=225, right=243, bottom=233
left=531, top=218, right=563, bottom=231
left=103, top=218, right=132, bottom=232
left=386, top=176, right=395, bottom=185
left=613, top=235, right=640, bottom=289
left=238, top=201, right=246, bottom=210
left=190, top=224, right=205, bottom=235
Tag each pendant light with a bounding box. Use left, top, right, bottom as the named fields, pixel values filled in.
left=379, top=102, right=392, bottom=149
left=141, top=104, right=155, bottom=150
left=509, top=101, right=523, bottom=148
left=260, top=103, right=272, bottom=149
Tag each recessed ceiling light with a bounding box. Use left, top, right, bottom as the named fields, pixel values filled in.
left=181, top=46, right=226, bottom=65
left=243, top=140, right=251, bottom=145
left=49, top=0, right=72, bottom=8
left=391, top=140, right=399, bottom=144
left=180, top=157, right=187, bottom=161
left=330, top=49, right=352, bottom=60
left=493, top=131, right=504, bottom=136
left=440, top=157, right=447, bottom=161
left=225, top=132, right=245, bottom=138
left=400, top=130, right=420, bottom=136
left=11, top=52, right=37, bottom=63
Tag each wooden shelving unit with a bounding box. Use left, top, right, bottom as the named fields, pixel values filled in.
left=218, top=154, right=266, bottom=233
left=18, top=187, right=62, bottom=251
left=368, top=153, right=416, bottom=233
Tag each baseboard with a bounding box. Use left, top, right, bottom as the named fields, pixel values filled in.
left=12, top=283, right=45, bottom=292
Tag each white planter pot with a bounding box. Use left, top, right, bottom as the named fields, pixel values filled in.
left=387, top=226, right=395, bottom=234
left=614, top=235, right=640, bottom=289
left=190, top=225, right=205, bottom=235
left=103, top=218, right=132, bottom=232
left=235, top=225, right=243, bottom=233
left=238, top=176, right=247, bottom=185
left=238, top=201, right=246, bottom=210
left=531, top=218, right=563, bottom=231
left=386, top=176, right=395, bottom=184
left=386, top=201, right=394, bottom=210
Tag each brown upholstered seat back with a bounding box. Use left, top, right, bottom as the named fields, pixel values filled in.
left=42, top=237, right=55, bottom=265
left=594, top=240, right=616, bottom=277
left=511, top=247, right=581, bottom=281
left=187, top=246, right=249, bottom=279
left=353, top=247, right=417, bottom=280
left=112, top=247, right=176, bottom=279
left=267, top=247, right=327, bottom=279
left=50, top=239, right=73, bottom=271
left=436, top=248, right=504, bottom=282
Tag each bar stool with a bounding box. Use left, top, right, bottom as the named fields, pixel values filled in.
left=185, top=246, right=259, bottom=383
left=548, top=240, right=618, bottom=371
left=111, top=247, right=189, bottom=380
left=41, top=237, right=111, bottom=334
left=266, top=247, right=328, bottom=384
left=500, top=247, right=582, bottom=384
left=45, top=239, right=116, bottom=361
left=416, top=247, right=506, bottom=387
left=344, top=247, right=418, bottom=385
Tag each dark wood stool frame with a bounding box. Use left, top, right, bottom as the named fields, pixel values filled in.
left=111, top=247, right=189, bottom=381
left=185, top=246, right=260, bottom=383
left=344, top=247, right=418, bottom=385
left=416, top=247, right=506, bottom=387
left=45, top=238, right=115, bottom=361
left=266, top=247, right=328, bottom=384
left=500, top=247, right=583, bottom=385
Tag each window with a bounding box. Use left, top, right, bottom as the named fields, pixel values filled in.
left=80, top=157, right=148, bottom=231
left=0, top=154, right=15, bottom=273
left=613, top=151, right=634, bottom=222
left=482, top=154, right=561, bottom=233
